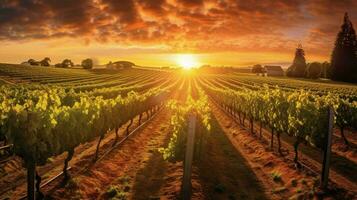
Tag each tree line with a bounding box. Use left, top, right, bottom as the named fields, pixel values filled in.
left=287, top=13, right=357, bottom=82
left=253, top=13, right=357, bottom=83
left=24, top=58, right=94, bottom=69
left=252, top=61, right=331, bottom=79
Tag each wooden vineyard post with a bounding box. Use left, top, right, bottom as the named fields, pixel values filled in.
left=27, top=161, right=36, bottom=200
left=182, top=114, right=196, bottom=200
left=320, top=106, right=334, bottom=190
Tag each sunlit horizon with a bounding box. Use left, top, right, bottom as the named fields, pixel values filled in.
left=175, top=54, right=200, bottom=70
left=0, top=41, right=329, bottom=68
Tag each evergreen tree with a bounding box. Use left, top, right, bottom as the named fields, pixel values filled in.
left=287, top=44, right=307, bottom=77
left=330, top=12, right=357, bottom=83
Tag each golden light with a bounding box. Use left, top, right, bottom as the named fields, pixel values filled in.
left=176, top=54, right=199, bottom=70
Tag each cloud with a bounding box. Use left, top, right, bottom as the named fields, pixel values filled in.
left=0, top=0, right=356, bottom=58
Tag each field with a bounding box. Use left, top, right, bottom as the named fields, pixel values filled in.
left=0, top=64, right=356, bottom=200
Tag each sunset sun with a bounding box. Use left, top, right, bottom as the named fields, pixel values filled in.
left=176, top=54, right=199, bottom=70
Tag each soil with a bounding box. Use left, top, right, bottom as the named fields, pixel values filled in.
left=196, top=113, right=269, bottom=200
left=210, top=100, right=357, bottom=199
left=0, top=112, right=153, bottom=199
left=44, top=108, right=172, bottom=199
left=332, top=130, right=357, bottom=164
left=210, top=102, right=319, bottom=199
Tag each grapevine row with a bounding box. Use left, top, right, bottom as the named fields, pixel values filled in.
left=160, top=87, right=211, bottom=161
left=198, top=78, right=357, bottom=165
left=0, top=82, right=176, bottom=198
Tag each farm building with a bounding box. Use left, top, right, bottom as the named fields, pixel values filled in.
left=264, top=65, right=284, bottom=76
left=107, top=61, right=135, bottom=69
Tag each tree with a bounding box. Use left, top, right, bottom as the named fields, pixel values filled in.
left=287, top=44, right=307, bottom=77
left=306, top=62, right=322, bottom=79
left=61, top=59, right=74, bottom=68
left=252, top=64, right=264, bottom=74
left=40, top=57, right=51, bottom=66
left=81, top=58, right=93, bottom=69
left=330, top=12, right=357, bottom=83
left=321, top=61, right=331, bottom=78
left=28, top=59, right=39, bottom=66
left=28, top=59, right=35, bottom=64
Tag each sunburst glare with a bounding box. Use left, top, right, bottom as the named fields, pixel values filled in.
left=176, top=54, right=200, bottom=70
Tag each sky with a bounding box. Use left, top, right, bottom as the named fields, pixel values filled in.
left=0, top=0, right=356, bottom=68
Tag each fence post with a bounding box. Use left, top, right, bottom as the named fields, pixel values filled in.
left=320, top=106, right=334, bottom=190
left=27, top=161, right=36, bottom=200
left=182, top=114, right=196, bottom=200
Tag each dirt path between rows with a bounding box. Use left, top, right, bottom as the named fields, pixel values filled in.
left=331, top=131, right=357, bottom=164
left=209, top=101, right=357, bottom=199
left=42, top=108, right=171, bottom=199
left=193, top=106, right=268, bottom=200
left=144, top=78, right=206, bottom=199
left=233, top=107, right=357, bottom=196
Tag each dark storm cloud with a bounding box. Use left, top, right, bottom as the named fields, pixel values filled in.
left=0, top=0, right=356, bottom=54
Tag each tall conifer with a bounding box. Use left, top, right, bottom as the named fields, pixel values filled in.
left=331, top=13, right=357, bottom=82
left=287, top=44, right=307, bottom=77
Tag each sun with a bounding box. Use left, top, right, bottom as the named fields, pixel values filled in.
left=176, top=54, right=199, bottom=70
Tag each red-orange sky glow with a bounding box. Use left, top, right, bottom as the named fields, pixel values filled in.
left=0, top=0, right=356, bottom=67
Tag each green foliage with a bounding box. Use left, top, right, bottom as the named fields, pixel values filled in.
left=209, top=72, right=357, bottom=100
left=296, top=188, right=303, bottom=193
left=106, top=186, right=121, bottom=198
left=199, top=79, right=357, bottom=156
left=271, top=171, right=282, bottom=182
left=106, top=186, right=127, bottom=200
left=0, top=83, right=171, bottom=169
left=159, top=88, right=211, bottom=161
left=81, top=58, right=93, bottom=69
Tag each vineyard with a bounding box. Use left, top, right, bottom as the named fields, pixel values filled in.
left=0, top=64, right=356, bottom=199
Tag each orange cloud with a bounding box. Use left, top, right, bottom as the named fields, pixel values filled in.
left=0, top=0, right=356, bottom=65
